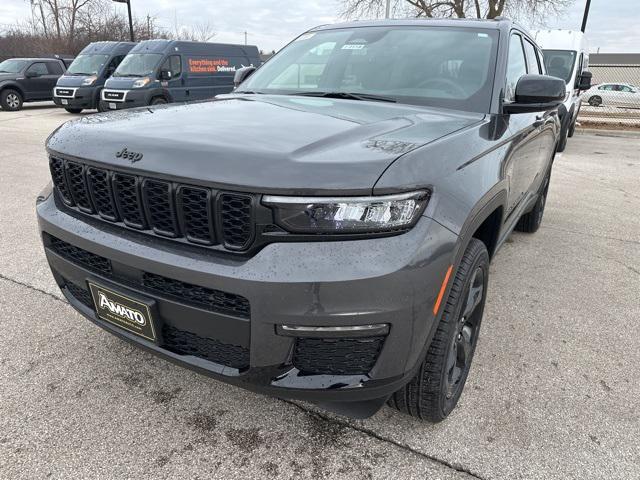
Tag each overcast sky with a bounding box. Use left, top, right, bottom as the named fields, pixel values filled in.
left=0, top=0, right=637, bottom=53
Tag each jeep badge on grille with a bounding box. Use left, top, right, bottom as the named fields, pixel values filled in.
left=116, top=148, right=143, bottom=163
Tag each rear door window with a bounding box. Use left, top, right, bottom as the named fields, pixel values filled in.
left=46, top=61, right=63, bottom=75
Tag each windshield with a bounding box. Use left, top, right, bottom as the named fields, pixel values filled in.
left=238, top=26, right=498, bottom=112
left=67, top=54, right=110, bottom=75
left=543, top=49, right=577, bottom=84
left=0, top=59, right=28, bottom=73
left=113, top=54, right=162, bottom=77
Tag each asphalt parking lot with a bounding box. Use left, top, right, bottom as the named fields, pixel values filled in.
left=1, top=103, right=639, bottom=480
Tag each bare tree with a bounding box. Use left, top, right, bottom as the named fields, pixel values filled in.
left=341, top=0, right=575, bottom=23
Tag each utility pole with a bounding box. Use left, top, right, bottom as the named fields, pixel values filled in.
left=385, top=0, right=391, bottom=18
left=244, top=31, right=247, bottom=45
left=113, top=0, right=134, bottom=42
left=581, top=0, right=591, bottom=33
left=146, top=14, right=151, bottom=39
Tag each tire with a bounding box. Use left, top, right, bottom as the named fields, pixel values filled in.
left=567, top=108, right=579, bottom=138
left=0, top=89, right=23, bottom=111
left=388, top=238, right=489, bottom=422
left=64, top=108, right=83, bottom=114
left=556, top=123, right=568, bottom=152
left=588, top=95, right=602, bottom=107
left=150, top=97, right=168, bottom=106
left=515, top=172, right=550, bottom=234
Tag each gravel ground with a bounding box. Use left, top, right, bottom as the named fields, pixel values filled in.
left=1, top=103, right=639, bottom=479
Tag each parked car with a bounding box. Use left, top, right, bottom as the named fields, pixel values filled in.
left=53, top=41, right=136, bottom=114
left=534, top=29, right=592, bottom=151
left=0, top=57, right=68, bottom=111
left=583, top=82, right=640, bottom=108
left=37, top=18, right=565, bottom=421
left=99, top=39, right=260, bottom=111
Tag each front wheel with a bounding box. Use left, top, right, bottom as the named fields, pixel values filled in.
left=0, top=89, right=23, bottom=111
left=388, top=238, right=489, bottom=422
left=150, top=97, right=168, bottom=106
left=64, top=108, right=83, bottom=114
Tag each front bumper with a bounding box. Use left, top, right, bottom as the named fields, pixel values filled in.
left=37, top=190, right=457, bottom=411
left=100, top=89, right=149, bottom=110
left=53, top=87, right=98, bottom=109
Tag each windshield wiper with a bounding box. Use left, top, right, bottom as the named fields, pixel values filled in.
left=294, top=91, right=397, bottom=103
left=234, top=90, right=263, bottom=94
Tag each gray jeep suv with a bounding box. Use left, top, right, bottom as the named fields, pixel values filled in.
left=37, top=18, right=565, bottom=421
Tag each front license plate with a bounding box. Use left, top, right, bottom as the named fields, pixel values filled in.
left=109, top=102, right=116, bottom=109
left=88, top=282, right=157, bottom=342
left=61, top=99, right=68, bottom=105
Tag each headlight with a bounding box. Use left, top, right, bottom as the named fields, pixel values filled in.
left=132, top=77, right=151, bottom=88
left=81, top=75, right=97, bottom=86
left=263, top=191, right=429, bottom=234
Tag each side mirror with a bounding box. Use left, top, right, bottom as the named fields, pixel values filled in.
left=233, top=66, right=256, bottom=88
left=25, top=70, right=39, bottom=78
left=577, top=70, right=593, bottom=91
left=159, top=70, right=172, bottom=81
left=503, top=74, right=566, bottom=114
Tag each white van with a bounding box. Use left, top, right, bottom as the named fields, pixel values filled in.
left=533, top=30, right=591, bottom=152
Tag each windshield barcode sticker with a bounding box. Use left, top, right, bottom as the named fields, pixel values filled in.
left=342, top=44, right=366, bottom=50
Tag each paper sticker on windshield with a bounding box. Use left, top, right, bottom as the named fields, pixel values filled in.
left=342, top=44, right=366, bottom=50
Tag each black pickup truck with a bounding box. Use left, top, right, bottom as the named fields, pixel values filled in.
left=37, top=18, right=591, bottom=421
left=0, top=57, right=70, bottom=111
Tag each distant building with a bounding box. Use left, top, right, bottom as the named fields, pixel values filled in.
left=588, top=53, right=640, bottom=87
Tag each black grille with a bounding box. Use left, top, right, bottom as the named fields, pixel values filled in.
left=65, top=162, right=93, bottom=212
left=103, top=90, right=125, bottom=101
left=64, top=281, right=94, bottom=308
left=113, top=173, right=146, bottom=229
left=179, top=187, right=213, bottom=244
left=142, top=272, right=250, bottom=319
left=49, top=157, right=73, bottom=205
left=87, top=168, right=118, bottom=221
left=46, top=236, right=249, bottom=320
left=49, top=236, right=111, bottom=274
left=220, top=194, right=253, bottom=249
left=49, top=157, right=255, bottom=252
left=162, top=324, right=249, bottom=370
left=55, top=88, right=74, bottom=97
left=143, top=180, right=178, bottom=236
left=292, top=337, right=385, bottom=376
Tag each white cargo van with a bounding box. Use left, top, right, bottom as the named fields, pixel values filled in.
left=533, top=30, right=592, bottom=152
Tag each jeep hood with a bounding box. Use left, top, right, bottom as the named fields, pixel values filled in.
left=47, top=95, right=483, bottom=195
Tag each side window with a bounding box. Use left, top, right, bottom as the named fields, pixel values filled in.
left=160, top=55, right=182, bottom=78
left=46, top=61, right=63, bottom=75
left=26, top=62, right=48, bottom=76
left=599, top=85, right=611, bottom=91
left=620, top=85, right=633, bottom=93
left=505, top=34, right=527, bottom=102
left=105, top=57, right=120, bottom=76
left=523, top=39, right=541, bottom=74
left=170, top=55, right=182, bottom=77
left=574, top=53, right=584, bottom=88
